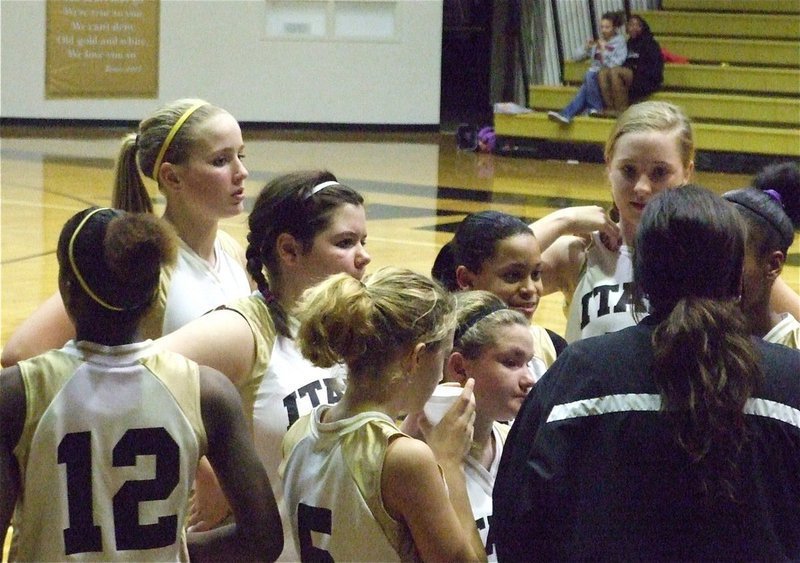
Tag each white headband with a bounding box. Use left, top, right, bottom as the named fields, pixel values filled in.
left=305, top=180, right=340, bottom=199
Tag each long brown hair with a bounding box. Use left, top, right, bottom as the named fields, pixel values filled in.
left=635, top=186, right=762, bottom=500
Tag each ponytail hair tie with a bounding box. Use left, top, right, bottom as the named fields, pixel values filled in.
left=68, top=207, right=128, bottom=312
left=764, top=189, right=783, bottom=206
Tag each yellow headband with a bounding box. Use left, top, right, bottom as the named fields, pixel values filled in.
left=68, top=207, right=125, bottom=312
left=150, top=101, right=207, bottom=181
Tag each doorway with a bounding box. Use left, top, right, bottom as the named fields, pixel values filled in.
left=440, top=0, right=494, bottom=131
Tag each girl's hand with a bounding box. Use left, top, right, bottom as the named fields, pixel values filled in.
left=564, top=205, right=619, bottom=240
left=599, top=230, right=622, bottom=252
left=401, top=382, right=462, bottom=439
left=557, top=205, right=622, bottom=251
left=187, top=457, right=231, bottom=532
left=419, top=379, right=476, bottom=465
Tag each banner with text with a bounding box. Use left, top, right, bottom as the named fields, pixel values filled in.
left=46, top=0, right=159, bottom=98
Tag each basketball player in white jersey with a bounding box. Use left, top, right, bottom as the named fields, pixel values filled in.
left=0, top=207, right=281, bottom=562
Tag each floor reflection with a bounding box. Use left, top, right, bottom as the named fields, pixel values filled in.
left=2, top=125, right=793, bottom=345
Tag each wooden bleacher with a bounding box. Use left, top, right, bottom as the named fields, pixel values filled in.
left=494, top=0, right=800, bottom=166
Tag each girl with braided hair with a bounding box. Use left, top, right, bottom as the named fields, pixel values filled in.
left=2, top=98, right=252, bottom=367
left=158, top=170, right=370, bottom=560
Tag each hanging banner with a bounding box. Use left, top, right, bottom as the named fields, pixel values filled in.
left=46, top=0, right=159, bottom=98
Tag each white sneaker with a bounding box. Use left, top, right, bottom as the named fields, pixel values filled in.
left=588, top=109, right=602, bottom=117
left=547, top=111, right=570, bottom=124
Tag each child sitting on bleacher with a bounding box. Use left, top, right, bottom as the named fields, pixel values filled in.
left=547, top=11, right=626, bottom=124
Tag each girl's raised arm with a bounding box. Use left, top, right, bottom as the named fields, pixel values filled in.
left=540, top=234, right=590, bottom=298
left=530, top=205, right=618, bottom=253
left=771, top=277, right=800, bottom=318
left=187, top=366, right=283, bottom=561
left=0, top=367, right=25, bottom=535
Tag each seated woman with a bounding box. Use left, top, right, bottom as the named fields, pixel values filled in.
left=598, top=15, right=664, bottom=116
left=548, top=11, right=626, bottom=124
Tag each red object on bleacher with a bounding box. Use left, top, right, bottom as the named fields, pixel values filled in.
left=661, top=47, right=689, bottom=64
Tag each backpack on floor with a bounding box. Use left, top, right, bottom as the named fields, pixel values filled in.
left=456, top=124, right=496, bottom=153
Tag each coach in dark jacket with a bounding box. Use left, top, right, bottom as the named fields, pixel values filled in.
left=491, top=187, right=800, bottom=562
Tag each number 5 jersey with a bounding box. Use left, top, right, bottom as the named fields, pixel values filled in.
left=280, top=406, right=418, bottom=562
left=10, top=340, right=207, bottom=562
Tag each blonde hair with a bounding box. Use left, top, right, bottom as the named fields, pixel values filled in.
left=112, top=98, right=228, bottom=213
left=296, top=267, right=455, bottom=380
left=452, top=291, right=529, bottom=360
left=605, top=101, right=694, bottom=169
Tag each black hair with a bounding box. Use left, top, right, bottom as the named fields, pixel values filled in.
left=57, top=207, right=177, bottom=327
left=723, top=161, right=799, bottom=257
left=432, top=211, right=534, bottom=291
left=637, top=185, right=745, bottom=314
left=627, top=14, right=653, bottom=37
left=431, top=241, right=459, bottom=291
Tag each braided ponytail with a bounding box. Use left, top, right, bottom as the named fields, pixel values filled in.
left=246, top=213, right=290, bottom=337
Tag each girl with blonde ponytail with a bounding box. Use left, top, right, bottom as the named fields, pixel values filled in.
left=494, top=186, right=800, bottom=561
left=2, top=98, right=252, bottom=366
left=281, top=267, right=487, bottom=562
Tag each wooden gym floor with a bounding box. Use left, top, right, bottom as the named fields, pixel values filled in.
left=1, top=123, right=799, bottom=559
left=1, top=124, right=797, bottom=350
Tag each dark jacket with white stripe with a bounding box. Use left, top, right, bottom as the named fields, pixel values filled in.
left=492, top=317, right=800, bottom=562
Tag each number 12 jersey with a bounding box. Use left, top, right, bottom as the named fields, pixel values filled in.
left=10, top=340, right=207, bottom=562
